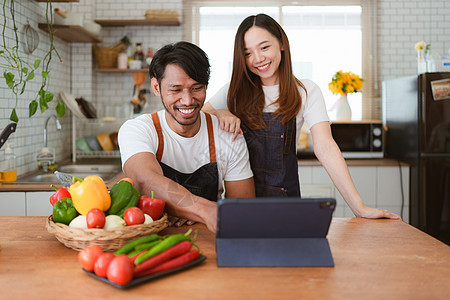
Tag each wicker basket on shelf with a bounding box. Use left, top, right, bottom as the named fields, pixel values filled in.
left=93, top=40, right=127, bottom=69
left=46, top=213, right=169, bottom=251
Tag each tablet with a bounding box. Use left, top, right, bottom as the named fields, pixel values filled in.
left=216, top=197, right=336, bottom=267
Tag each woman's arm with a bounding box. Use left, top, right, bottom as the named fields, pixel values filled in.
left=310, top=121, right=401, bottom=219
left=203, top=102, right=242, bottom=140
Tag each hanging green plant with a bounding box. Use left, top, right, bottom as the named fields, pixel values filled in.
left=1, top=0, right=65, bottom=122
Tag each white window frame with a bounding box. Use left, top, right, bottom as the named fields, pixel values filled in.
left=184, top=0, right=378, bottom=120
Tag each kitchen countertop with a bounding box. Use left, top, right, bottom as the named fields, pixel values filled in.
left=298, top=157, right=409, bottom=167
left=0, top=172, right=125, bottom=192
left=0, top=158, right=125, bottom=192
left=0, top=158, right=407, bottom=192
left=0, top=217, right=448, bottom=299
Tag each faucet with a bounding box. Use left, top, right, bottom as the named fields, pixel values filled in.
left=43, top=114, right=62, bottom=147
left=37, top=114, right=62, bottom=172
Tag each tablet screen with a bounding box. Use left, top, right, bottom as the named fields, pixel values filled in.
left=216, top=198, right=336, bottom=239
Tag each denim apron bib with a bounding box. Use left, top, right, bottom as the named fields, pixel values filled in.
left=242, top=113, right=300, bottom=197
left=151, top=112, right=219, bottom=201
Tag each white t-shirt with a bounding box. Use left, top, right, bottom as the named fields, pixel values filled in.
left=118, top=110, right=253, bottom=198
left=207, top=79, right=330, bottom=147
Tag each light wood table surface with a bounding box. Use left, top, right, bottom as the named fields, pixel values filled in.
left=0, top=217, right=449, bottom=299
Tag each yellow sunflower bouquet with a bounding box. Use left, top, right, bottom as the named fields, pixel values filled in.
left=328, top=70, right=364, bottom=96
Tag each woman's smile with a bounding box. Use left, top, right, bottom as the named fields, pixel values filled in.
left=256, top=62, right=271, bottom=72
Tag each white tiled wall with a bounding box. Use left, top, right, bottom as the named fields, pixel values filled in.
left=377, top=0, right=450, bottom=80
left=0, top=0, right=448, bottom=176
left=0, top=0, right=181, bottom=175
left=0, top=0, right=71, bottom=176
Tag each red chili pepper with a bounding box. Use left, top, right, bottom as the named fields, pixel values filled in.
left=135, top=249, right=200, bottom=278
left=49, top=185, right=72, bottom=206
left=134, top=241, right=193, bottom=277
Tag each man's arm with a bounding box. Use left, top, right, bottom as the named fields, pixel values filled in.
left=123, top=152, right=218, bottom=232
left=224, top=178, right=255, bottom=198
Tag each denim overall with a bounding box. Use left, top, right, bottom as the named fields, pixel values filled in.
left=151, top=112, right=219, bottom=201
left=242, top=113, right=301, bottom=197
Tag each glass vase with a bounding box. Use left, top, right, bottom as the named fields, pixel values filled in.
left=417, top=49, right=426, bottom=74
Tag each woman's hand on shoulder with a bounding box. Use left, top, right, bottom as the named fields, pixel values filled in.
left=215, top=109, right=243, bottom=141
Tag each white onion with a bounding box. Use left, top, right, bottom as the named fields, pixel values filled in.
left=69, top=215, right=87, bottom=229
left=104, top=215, right=126, bottom=229
left=144, top=214, right=153, bottom=224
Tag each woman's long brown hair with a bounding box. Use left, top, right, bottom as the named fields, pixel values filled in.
left=227, top=14, right=306, bottom=129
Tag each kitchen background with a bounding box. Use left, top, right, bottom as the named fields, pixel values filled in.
left=0, top=0, right=449, bottom=178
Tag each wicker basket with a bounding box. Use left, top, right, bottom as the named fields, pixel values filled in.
left=46, top=214, right=169, bottom=251
left=93, top=41, right=127, bottom=69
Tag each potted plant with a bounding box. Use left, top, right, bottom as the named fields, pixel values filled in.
left=1, top=0, right=65, bottom=122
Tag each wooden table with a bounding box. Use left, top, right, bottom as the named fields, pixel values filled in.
left=0, top=217, right=449, bottom=299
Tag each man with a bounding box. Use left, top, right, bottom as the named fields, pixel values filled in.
left=118, top=42, right=255, bottom=233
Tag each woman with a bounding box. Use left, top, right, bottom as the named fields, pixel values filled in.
left=203, top=14, right=400, bottom=219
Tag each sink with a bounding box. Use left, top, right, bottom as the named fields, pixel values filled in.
left=15, top=164, right=122, bottom=184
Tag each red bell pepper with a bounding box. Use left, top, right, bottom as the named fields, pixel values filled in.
left=138, top=191, right=165, bottom=220
left=49, top=184, right=72, bottom=206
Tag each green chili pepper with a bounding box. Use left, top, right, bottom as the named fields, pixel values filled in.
left=128, top=248, right=143, bottom=257
left=115, top=234, right=160, bottom=255
left=135, top=230, right=192, bottom=265
left=52, top=198, right=79, bottom=225
left=134, top=240, right=162, bottom=252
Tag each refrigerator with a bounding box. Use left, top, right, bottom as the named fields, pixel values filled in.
left=383, top=72, right=450, bottom=245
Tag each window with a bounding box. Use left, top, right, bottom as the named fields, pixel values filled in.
left=186, top=1, right=377, bottom=121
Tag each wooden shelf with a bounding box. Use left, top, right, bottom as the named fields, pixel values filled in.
left=35, top=0, right=79, bottom=2
left=38, top=24, right=101, bottom=43
left=94, top=18, right=180, bottom=27
left=94, top=68, right=148, bottom=73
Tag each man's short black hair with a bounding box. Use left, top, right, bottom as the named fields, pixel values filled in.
left=149, top=41, right=210, bottom=86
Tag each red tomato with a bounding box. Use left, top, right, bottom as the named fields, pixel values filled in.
left=120, top=177, right=135, bottom=186
left=86, top=208, right=106, bottom=229
left=107, top=254, right=134, bottom=285
left=78, top=244, right=103, bottom=272
left=138, top=194, right=165, bottom=220
left=123, top=207, right=145, bottom=226
left=94, top=252, right=115, bottom=278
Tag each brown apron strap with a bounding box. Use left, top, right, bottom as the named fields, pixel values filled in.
left=151, top=112, right=164, bottom=161
left=204, top=112, right=216, bottom=163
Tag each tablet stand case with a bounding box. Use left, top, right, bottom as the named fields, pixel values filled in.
left=216, top=198, right=336, bottom=267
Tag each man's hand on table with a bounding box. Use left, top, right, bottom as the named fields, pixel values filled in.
left=168, top=215, right=197, bottom=227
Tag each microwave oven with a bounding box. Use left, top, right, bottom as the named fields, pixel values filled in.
left=330, top=121, right=384, bottom=158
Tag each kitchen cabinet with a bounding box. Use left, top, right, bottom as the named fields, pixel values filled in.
left=0, top=192, right=26, bottom=216
left=298, top=164, right=410, bottom=221
left=26, top=192, right=53, bottom=216
left=0, top=191, right=52, bottom=216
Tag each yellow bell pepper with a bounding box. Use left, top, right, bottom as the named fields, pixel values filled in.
left=69, top=175, right=111, bottom=215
